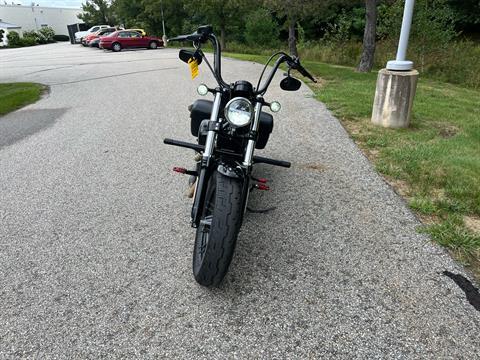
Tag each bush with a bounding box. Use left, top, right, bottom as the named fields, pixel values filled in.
left=244, top=8, right=279, bottom=48
left=53, top=34, right=70, bottom=42
left=6, top=29, right=58, bottom=47
left=22, top=30, right=42, bottom=44
left=20, top=37, right=37, bottom=46
left=6, top=31, right=22, bottom=46
left=224, top=41, right=279, bottom=56
left=38, top=26, right=55, bottom=43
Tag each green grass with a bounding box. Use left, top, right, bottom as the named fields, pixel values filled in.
left=0, top=83, right=45, bottom=116
left=225, top=52, right=480, bottom=277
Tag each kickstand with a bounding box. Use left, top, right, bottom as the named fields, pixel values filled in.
left=247, top=206, right=277, bottom=214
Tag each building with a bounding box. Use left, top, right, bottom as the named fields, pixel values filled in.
left=0, top=20, right=21, bottom=46
left=0, top=4, right=83, bottom=37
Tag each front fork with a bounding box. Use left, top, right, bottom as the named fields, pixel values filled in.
left=243, top=97, right=263, bottom=167
left=240, top=96, right=263, bottom=215
left=191, top=91, right=222, bottom=227
left=191, top=93, right=263, bottom=227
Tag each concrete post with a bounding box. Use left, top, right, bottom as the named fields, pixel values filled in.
left=372, top=0, right=418, bottom=128
left=372, top=69, right=419, bottom=128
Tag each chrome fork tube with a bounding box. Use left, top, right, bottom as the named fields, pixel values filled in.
left=203, top=91, right=222, bottom=160
left=243, top=98, right=263, bottom=167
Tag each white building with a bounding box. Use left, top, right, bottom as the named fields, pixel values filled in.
left=0, top=4, right=83, bottom=36
left=0, top=20, right=21, bottom=46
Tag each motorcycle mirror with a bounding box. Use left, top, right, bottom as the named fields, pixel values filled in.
left=179, top=49, right=203, bottom=65
left=280, top=76, right=301, bottom=91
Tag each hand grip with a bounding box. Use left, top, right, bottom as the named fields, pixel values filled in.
left=298, top=65, right=316, bottom=83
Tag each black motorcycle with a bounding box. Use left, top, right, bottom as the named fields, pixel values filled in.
left=165, top=25, right=316, bottom=286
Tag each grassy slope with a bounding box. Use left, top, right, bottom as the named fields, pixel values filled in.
left=0, top=83, right=44, bottom=116
left=225, top=52, right=480, bottom=277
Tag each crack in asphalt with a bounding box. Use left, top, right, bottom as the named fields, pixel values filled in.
left=0, top=55, right=171, bottom=66
left=49, top=67, right=179, bottom=85
left=3, top=57, right=179, bottom=70
left=443, top=271, right=480, bottom=311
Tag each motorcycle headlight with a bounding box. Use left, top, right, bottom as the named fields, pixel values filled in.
left=224, top=97, right=253, bottom=127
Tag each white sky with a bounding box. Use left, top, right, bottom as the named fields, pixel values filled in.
left=16, top=0, right=83, bottom=8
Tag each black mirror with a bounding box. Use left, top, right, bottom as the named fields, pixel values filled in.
left=280, top=76, right=301, bottom=91
left=179, top=49, right=203, bottom=65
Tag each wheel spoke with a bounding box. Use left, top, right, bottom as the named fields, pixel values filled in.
left=200, top=215, right=213, bottom=229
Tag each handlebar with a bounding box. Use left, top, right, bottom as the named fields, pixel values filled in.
left=170, top=26, right=316, bottom=95
left=255, top=54, right=316, bottom=95
left=168, top=33, right=207, bottom=44
left=170, top=27, right=228, bottom=88
left=295, top=62, right=316, bottom=83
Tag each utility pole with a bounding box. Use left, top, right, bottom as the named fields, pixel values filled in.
left=371, top=0, right=418, bottom=128
left=160, top=0, right=167, bottom=47
left=386, top=0, right=415, bottom=71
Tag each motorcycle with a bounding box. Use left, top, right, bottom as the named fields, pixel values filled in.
left=165, top=25, right=316, bottom=286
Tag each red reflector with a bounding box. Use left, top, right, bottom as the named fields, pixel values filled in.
left=256, top=184, right=270, bottom=191
left=257, top=178, right=268, bottom=183
left=173, top=167, right=187, bottom=174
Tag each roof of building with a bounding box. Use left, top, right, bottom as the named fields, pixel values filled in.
left=0, top=21, right=21, bottom=29
left=0, top=4, right=81, bottom=11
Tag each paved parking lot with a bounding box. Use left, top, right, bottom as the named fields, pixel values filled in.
left=0, top=43, right=479, bottom=358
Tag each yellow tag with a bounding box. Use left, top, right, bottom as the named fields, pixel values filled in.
left=188, top=58, right=199, bottom=79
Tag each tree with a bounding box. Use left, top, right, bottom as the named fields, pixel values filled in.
left=266, top=0, right=324, bottom=57
left=357, top=0, right=377, bottom=72
left=447, top=0, right=480, bottom=28
left=79, top=0, right=116, bottom=26
left=112, top=0, right=144, bottom=28
left=186, top=0, right=253, bottom=50
left=244, top=8, right=279, bottom=47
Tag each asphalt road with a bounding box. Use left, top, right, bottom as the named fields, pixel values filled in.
left=0, top=43, right=479, bottom=358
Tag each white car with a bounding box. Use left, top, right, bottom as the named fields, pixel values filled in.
left=75, top=25, right=110, bottom=43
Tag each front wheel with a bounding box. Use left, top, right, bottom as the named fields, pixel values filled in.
left=112, top=42, right=122, bottom=52
left=148, top=41, right=158, bottom=49
left=193, top=169, right=243, bottom=286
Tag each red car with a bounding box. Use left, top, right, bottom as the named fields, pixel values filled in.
left=99, top=30, right=163, bottom=52
left=82, top=27, right=117, bottom=47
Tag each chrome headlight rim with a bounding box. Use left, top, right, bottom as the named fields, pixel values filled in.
left=224, top=97, right=253, bottom=128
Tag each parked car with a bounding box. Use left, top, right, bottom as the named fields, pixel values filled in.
left=82, top=27, right=118, bottom=47
left=88, top=37, right=102, bottom=48
left=125, top=28, right=147, bottom=36
left=75, top=25, right=110, bottom=43
left=99, top=31, right=163, bottom=52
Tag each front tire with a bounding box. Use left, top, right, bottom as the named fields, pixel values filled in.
left=148, top=41, right=158, bottom=49
left=193, top=169, right=243, bottom=286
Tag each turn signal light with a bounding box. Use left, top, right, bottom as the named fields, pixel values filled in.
left=256, top=184, right=270, bottom=191
left=173, top=167, right=187, bottom=174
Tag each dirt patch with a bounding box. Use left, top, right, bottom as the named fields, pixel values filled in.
left=418, top=214, right=440, bottom=226
left=384, top=177, right=411, bottom=198
left=433, top=123, right=459, bottom=138
left=342, top=118, right=369, bottom=136
left=440, top=126, right=459, bottom=138
left=299, top=163, right=327, bottom=172
left=431, top=188, right=446, bottom=201
left=309, top=76, right=327, bottom=90
left=363, top=148, right=380, bottom=161
left=464, top=216, right=480, bottom=235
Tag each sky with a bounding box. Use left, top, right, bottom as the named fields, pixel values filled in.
left=16, top=0, right=83, bottom=8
